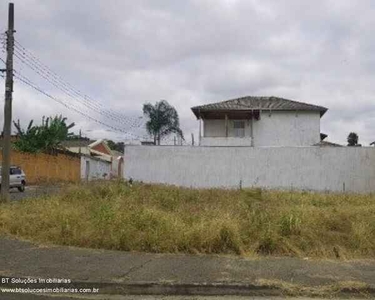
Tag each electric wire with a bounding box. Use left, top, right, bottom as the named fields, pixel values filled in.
left=14, top=39, right=144, bottom=128
left=13, top=71, right=148, bottom=139
left=13, top=47, right=144, bottom=130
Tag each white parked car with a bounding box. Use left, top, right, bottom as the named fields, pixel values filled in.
left=0, top=165, right=26, bottom=192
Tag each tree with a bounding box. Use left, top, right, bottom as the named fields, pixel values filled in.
left=13, top=115, right=75, bottom=153
left=107, top=140, right=116, bottom=150
left=107, top=140, right=125, bottom=153
left=143, top=100, right=184, bottom=145
left=347, top=132, right=359, bottom=146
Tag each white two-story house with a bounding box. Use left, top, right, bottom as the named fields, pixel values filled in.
left=191, top=96, right=328, bottom=147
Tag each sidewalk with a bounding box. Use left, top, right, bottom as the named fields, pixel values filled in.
left=0, top=236, right=375, bottom=297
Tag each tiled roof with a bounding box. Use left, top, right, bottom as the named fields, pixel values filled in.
left=191, top=96, right=328, bottom=118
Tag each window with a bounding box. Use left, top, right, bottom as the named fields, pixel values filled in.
left=233, top=120, right=245, bottom=137
left=10, top=167, right=22, bottom=175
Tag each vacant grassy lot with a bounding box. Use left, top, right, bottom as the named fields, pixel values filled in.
left=0, top=181, right=374, bottom=259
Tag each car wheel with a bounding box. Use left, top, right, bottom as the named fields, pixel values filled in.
left=18, top=183, right=25, bottom=192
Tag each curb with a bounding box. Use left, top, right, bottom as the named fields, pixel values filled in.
left=95, top=282, right=280, bottom=296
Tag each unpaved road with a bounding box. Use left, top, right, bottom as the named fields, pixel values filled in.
left=9, top=185, right=62, bottom=201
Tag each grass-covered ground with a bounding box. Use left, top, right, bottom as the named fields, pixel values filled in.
left=0, top=181, right=374, bottom=259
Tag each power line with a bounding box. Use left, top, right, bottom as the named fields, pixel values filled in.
left=13, top=51, right=133, bottom=127
left=13, top=42, right=144, bottom=130
left=13, top=47, right=144, bottom=130
left=6, top=37, right=149, bottom=139
left=13, top=69, right=120, bottom=129
left=13, top=71, right=148, bottom=139
left=14, top=72, right=147, bottom=139
left=13, top=39, right=144, bottom=128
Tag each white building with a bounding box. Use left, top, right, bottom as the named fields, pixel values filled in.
left=124, top=95, right=375, bottom=193
left=62, top=138, right=123, bottom=178
left=191, top=96, right=328, bottom=147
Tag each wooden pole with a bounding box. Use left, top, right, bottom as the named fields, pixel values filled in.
left=1, top=3, right=15, bottom=203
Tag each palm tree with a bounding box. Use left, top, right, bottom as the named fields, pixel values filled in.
left=143, top=100, right=184, bottom=145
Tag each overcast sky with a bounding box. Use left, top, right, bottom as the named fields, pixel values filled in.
left=0, top=0, right=375, bottom=145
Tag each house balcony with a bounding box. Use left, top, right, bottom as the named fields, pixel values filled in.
left=200, top=137, right=253, bottom=147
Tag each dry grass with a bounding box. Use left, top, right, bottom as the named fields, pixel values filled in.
left=0, top=181, right=375, bottom=258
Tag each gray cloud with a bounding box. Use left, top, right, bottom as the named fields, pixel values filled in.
left=0, top=0, right=375, bottom=145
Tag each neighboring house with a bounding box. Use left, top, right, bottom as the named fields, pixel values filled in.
left=81, top=155, right=112, bottom=181
left=0, top=137, right=111, bottom=182
left=124, top=95, right=375, bottom=193
left=62, top=138, right=125, bottom=178
left=191, top=96, right=328, bottom=147
left=60, top=138, right=93, bottom=155
left=61, top=138, right=113, bottom=161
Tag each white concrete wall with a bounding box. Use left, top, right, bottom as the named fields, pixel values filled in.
left=254, top=111, right=320, bottom=146
left=201, top=137, right=253, bottom=146
left=124, top=146, right=375, bottom=193
left=202, top=111, right=321, bottom=146
left=80, top=156, right=112, bottom=181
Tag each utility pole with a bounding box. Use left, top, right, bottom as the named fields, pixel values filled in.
left=1, top=3, right=15, bottom=203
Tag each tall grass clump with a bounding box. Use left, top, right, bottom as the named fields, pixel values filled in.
left=0, top=181, right=375, bottom=259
